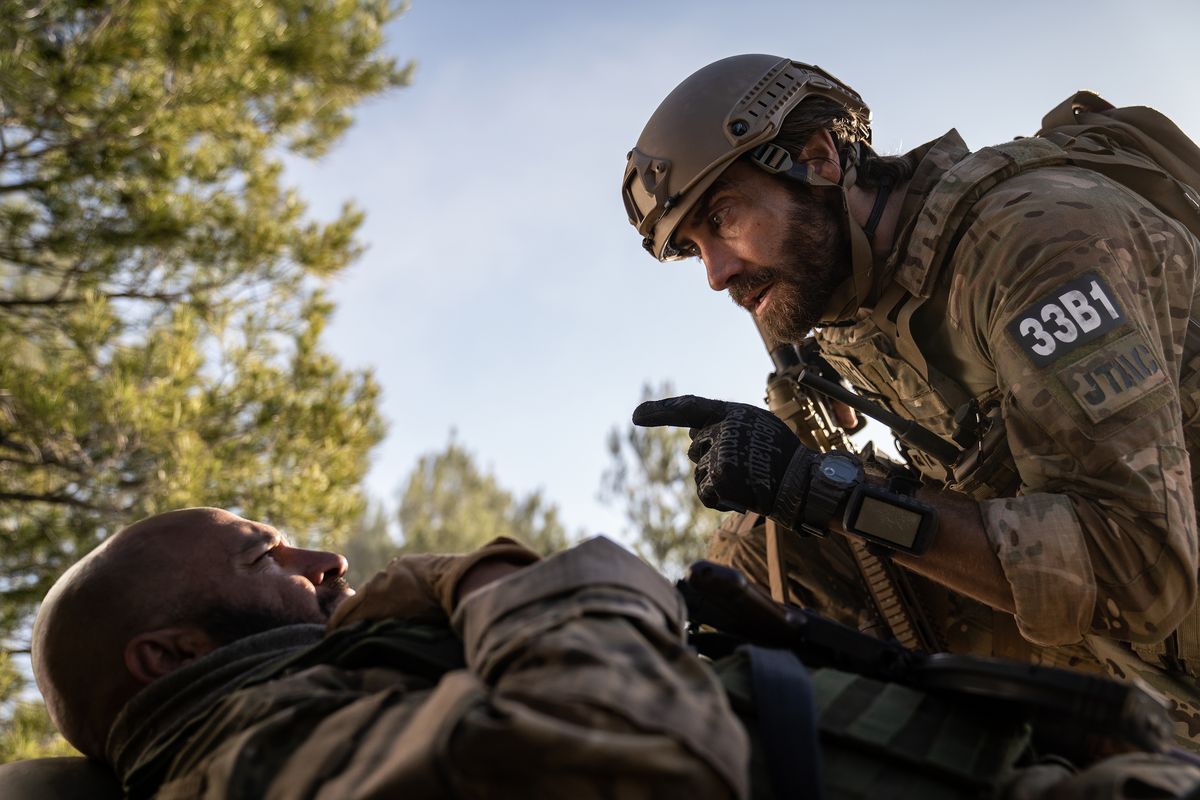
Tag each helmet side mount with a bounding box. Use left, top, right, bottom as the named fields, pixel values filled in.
left=750, top=142, right=839, bottom=189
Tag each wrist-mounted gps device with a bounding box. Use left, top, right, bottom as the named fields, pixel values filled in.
left=798, top=452, right=937, bottom=555
left=842, top=473, right=937, bottom=555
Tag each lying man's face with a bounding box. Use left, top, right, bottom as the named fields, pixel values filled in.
left=179, top=509, right=355, bottom=642
left=32, top=506, right=356, bottom=758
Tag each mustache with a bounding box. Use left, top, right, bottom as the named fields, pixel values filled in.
left=728, top=267, right=786, bottom=309
left=318, top=576, right=354, bottom=617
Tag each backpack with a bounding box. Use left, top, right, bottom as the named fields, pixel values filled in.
left=1036, top=90, right=1200, bottom=240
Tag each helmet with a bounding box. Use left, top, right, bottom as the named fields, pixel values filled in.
left=622, top=54, right=871, bottom=262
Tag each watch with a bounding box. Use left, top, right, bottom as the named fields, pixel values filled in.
left=800, top=453, right=864, bottom=536
left=842, top=478, right=938, bottom=555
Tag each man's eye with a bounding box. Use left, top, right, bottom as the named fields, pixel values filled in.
left=254, top=546, right=279, bottom=564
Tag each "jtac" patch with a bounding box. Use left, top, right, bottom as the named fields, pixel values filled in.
left=1056, top=331, right=1168, bottom=423
left=1007, top=273, right=1125, bottom=367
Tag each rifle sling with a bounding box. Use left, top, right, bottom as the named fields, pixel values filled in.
left=758, top=333, right=942, bottom=654
left=764, top=519, right=788, bottom=604
left=846, top=537, right=943, bottom=653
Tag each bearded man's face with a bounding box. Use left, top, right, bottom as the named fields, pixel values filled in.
left=672, top=160, right=849, bottom=342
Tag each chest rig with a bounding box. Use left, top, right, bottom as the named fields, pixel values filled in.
left=814, top=313, right=1014, bottom=497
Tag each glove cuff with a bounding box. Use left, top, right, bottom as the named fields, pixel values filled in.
left=770, top=448, right=818, bottom=531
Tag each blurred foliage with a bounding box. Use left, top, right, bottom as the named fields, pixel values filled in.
left=0, top=0, right=410, bottom=754
left=342, top=500, right=397, bottom=587
left=600, top=383, right=723, bottom=576
left=397, top=434, right=572, bottom=555
left=0, top=651, right=75, bottom=761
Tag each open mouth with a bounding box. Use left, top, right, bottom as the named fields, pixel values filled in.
left=730, top=275, right=778, bottom=314
left=749, top=282, right=774, bottom=314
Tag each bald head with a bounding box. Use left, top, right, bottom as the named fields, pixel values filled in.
left=32, top=508, right=351, bottom=760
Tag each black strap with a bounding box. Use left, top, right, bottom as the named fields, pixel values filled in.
left=862, top=178, right=893, bottom=240
left=743, top=645, right=823, bottom=800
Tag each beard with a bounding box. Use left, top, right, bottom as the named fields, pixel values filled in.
left=728, top=187, right=849, bottom=344
left=194, top=576, right=352, bottom=646
left=192, top=604, right=319, bottom=646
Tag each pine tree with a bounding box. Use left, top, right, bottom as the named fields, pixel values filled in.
left=342, top=501, right=398, bottom=587
left=397, top=434, right=572, bottom=555
left=600, top=383, right=723, bottom=576
left=0, top=0, right=410, bottom=758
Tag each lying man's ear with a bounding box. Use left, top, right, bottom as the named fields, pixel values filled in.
left=124, top=627, right=218, bottom=685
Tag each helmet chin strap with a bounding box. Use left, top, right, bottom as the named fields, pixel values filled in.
left=816, top=143, right=892, bottom=323
left=840, top=152, right=897, bottom=319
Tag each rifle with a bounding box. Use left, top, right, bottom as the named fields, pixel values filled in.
left=752, top=319, right=945, bottom=652
left=756, top=320, right=959, bottom=465
left=679, top=559, right=1175, bottom=762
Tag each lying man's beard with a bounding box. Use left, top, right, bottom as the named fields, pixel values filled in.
left=194, top=605, right=318, bottom=645
left=194, top=580, right=352, bottom=646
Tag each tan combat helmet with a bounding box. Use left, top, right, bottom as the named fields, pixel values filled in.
left=622, top=55, right=881, bottom=317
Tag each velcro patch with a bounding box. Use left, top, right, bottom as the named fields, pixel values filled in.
left=1056, top=331, right=1168, bottom=423
left=1007, top=273, right=1125, bottom=367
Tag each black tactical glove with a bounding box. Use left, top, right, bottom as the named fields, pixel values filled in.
left=632, top=394, right=818, bottom=526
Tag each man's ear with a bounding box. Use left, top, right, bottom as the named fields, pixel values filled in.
left=799, top=128, right=843, bottom=184
left=124, top=626, right=218, bottom=685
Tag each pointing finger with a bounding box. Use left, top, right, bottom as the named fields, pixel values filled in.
left=632, top=395, right=731, bottom=429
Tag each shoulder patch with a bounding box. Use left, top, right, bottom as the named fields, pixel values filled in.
left=1056, top=331, right=1168, bottom=423
left=1006, top=272, right=1125, bottom=366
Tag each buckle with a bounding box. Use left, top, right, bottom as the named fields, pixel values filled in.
left=751, top=143, right=793, bottom=173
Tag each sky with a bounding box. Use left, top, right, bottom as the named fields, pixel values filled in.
left=286, top=0, right=1200, bottom=544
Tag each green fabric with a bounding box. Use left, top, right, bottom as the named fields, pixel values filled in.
left=716, top=653, right=1032, bottom=800
left=844, top=682, right=925, bottom=746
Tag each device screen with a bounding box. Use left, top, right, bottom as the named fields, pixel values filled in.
left=853, top=495, right=921, bottom=548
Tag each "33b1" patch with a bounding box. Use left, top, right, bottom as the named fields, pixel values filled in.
left=1007, top=273, right=1125, bottom=367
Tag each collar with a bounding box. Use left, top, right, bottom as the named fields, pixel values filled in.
left=107, top=625, right=324, bottom=790
left=880, top=130, right=972, bottom=292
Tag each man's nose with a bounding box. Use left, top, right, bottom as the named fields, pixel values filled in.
left=700, top=241, right=743, bottom=292
left=286, top=547, right=348, bottom=586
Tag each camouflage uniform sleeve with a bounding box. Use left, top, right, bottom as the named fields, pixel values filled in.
left=948, top=168, right=1199, bottom=647
left=998, top=752, right=1200, bottom=800
left=312, top=536, right=749, bottom=798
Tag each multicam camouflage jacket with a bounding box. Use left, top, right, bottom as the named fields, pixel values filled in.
left=715, top=129, right=1200, bottom=747
left=106, top=537, right=748, bottom=799
left=100, top=530, right=1200, bottom=800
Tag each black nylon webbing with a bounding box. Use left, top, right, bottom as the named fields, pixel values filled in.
left=745, top=645, right=824, bottom=800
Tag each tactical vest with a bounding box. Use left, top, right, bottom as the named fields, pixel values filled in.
left=815, top=313, right=1017, bottom=498
left=815, top=135, right=1200, bottom=680
left=708, top=642, right=1180, bottom=799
